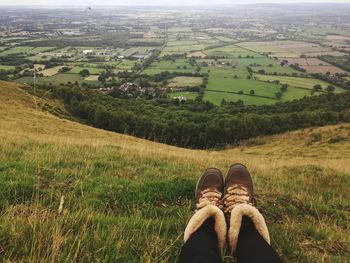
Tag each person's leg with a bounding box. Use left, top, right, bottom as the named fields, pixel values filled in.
left=223, top=164, right=281, bottom=262
left=236, top=216, right=281, bottom=263
left=179, top=217, right=223, bottom=263
left=179, top=168, right=226, bottom=263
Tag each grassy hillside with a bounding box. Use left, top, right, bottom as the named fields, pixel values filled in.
left=0, top=81, right=349, bottom=262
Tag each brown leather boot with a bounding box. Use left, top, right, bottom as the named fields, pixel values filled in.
left=195, top=168, right=224, bottom=210
left=184, top=168, right=227, bottom=253
left=224, top=164, right=270, bottom=255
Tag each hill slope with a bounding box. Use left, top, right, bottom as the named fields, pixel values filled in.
left=0, top=81, right=349, bottom=262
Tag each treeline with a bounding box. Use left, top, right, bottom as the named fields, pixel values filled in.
left=42, top=85, right=350, bottom=149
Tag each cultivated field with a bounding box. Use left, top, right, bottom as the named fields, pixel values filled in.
left=1, top=6, right=349, bottom=106
left=143, top=59, right=197, bottom=74
left=254, top=74, right=345, bottom=92
left=280, top=58, right=347, bottom=74
left=167, top=76, right=203, bottom=88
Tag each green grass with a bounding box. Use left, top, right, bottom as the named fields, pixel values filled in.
left=202, top=61, right=325, bottom=105
left=29, top=47, right=56, bottom=54
left=214, top=36, right=236, bottom=42
left=206, top=68, right=280, bottom=97
left=161, top=44, right=206, bottom=56
left=121, top=47, right=156, bottom=57
left=0, top=46, right=34, bottom=56
left=115, top=60, right=137, bottom=70
left=205, top=45, right=263, bottom=58
left=14, top=73, right=99, bottom=86
left=0, top=65, right=16, bottom=71
left=281, top=86, right=312, bottom=101
left=168, top=27, right=192, bottom=33
left=167, top=76, right=203, bottom=88
left=0, top=82, right=349, bottom=262
left=68, top=67, right=105, bottom=75
left=237, top=57, right=302, bottom=75
left=167, top=40, right=199, bottom=46
left=143, top=59, right=197, bottom=74
left=204, top=90, right=276, bottom=105
left=254, top=74, right=345, bottom=92
left=237, top=42, right=285, bottom=53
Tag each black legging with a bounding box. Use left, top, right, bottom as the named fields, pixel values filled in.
left=179, top=216, right=281, bottom=263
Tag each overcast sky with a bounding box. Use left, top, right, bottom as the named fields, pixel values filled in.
left=1, top=0, right=349, bottom=6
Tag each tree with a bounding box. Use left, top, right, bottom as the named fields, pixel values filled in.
left=313, top=84, right=322, bottom=92
left=280, top=84, right=288, bottom=92
left=250, top=90, right=255, bottom=95
left=326, top=85, right=335, bottom=93
left=275, top=91, right=283, bottom=99
left=80, top=69, right=90, bottom=77
left=59, top=66, right=71, bottom=73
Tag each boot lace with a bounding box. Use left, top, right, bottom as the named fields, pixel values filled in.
left=224, top=185, right=251, bottom=214
left=197, top=188, right=223, bottom=210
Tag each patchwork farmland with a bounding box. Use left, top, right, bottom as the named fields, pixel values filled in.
left=1, top=6, right=349, bottom=106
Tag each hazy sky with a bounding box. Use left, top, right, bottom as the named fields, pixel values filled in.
left=1, top=0, right=350, bottom=5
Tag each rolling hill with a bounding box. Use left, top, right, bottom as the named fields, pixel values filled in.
left=0, top=81, right=349, bottom=262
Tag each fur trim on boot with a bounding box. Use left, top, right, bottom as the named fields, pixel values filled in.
left=184, top=205, right=227, bottom=252
left=228, top=204, right=270, bottom=254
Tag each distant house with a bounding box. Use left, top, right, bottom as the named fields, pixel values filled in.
left=97, top=87, right=112, bottom=93
left=119, top=82, right=142, bottom=92
left=83, top=49, right=93, bottom=55
left=132, top=52, right=151, bottom=60
left=173, top=95, right=187, bottom=102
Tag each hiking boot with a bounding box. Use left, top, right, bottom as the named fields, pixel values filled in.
left=224, top=163, right=270, bottom=255
left=195, top=168, right=224, bottom=210
left=224, top=163, right=253, bottom=214
left=184, top=168, right=227, bottom=252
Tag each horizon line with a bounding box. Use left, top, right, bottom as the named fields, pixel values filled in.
left=1, top=2, right=350, bottom=7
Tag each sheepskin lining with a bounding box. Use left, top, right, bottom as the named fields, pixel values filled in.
left=184, top=205, right=227, bottom=252
left=228, top=203, right=270, bottom=254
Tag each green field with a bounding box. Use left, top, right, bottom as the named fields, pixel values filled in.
left=205, top=45, right=263, bottom=58
left=167, top=76, right=202, bottom=88
left=29, top=47, right=56, bottom=54
left=0, top=65, right=16, bottom=71
left=0, top=46, right=34, bottom=56
left=237, top=57, right=302, bottom=75
left=214, top=36, right=236, bottom=42
left=254, top=74, right=345, bottom=92
left=201, top=63, right=317, bottom=105
left=206, top=68, right=279, bottom=97
left=281, top=86, right=312, bottom=101
left=168, top=26, right=192, bottom=32
left=167, top=40, right=199, bottom=47
left=114, top=60, right=138, bottom=70
left=69, top=67, right=105, bottom=75
left=204, top=90, right=276, bottom=105
left=161, top=44, right=206, bottom=56
left=121, top=47, right=155, bottom=57
left=237, top=42, right=285, bottom=53
left=14, top=73, right=100, bottom=86
left=143, top=59, right=197, bottom=74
